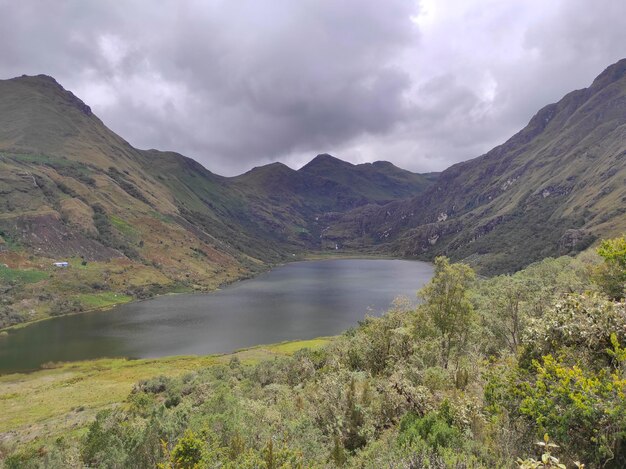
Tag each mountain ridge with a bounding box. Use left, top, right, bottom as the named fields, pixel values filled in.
left=321, top=58, right=626, bottom=273
left=1, top=58, right=625, bottom=328
left=0, top=75, right=434, bottom=328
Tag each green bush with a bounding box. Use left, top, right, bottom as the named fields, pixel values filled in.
left=398, top=411, right=461, bottom=450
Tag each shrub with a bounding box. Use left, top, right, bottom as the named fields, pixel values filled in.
left=398, top=411, right=461, bottom=450
left=167, top=430, right=205, bottom=469
left=595, top=236, right=626, bottom=299
left=517, top=353, right=626, bottom=466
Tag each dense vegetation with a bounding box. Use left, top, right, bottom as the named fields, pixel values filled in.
left=3, top=237, right=624, bottom=468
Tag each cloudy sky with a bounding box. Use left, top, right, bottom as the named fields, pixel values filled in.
left=1, top=0, right=625, bottom=175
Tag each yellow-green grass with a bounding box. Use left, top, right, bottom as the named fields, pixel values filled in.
left=229, top=338, right=331, bottom=364
left=73, top=292, right=133, bottom=309
left=0, top=337, right=333, bottom=446
left=302, top=251, right=397, bottom=261
left=109, top=214, right=138, bottom=237
left=0, top=266, right=48, bottom=284
left=263, top=338, right=331, bottom=355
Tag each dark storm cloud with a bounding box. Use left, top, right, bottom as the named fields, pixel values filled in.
left=0, top=0, right=625, bottom=174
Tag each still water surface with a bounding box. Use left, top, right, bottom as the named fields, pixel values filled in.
left=0, top=259, right=433, bottom=373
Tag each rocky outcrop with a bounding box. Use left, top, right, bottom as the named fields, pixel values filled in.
left=0, top=212, right=121, bottom=261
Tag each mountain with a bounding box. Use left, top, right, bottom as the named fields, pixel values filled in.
left=229, top=155, right=436, bottom=243
left=0, top=75, right=282, bottom=283
left=299, top=153, right=437, bottom=203
left=322, top=59, right=626, bottom=273
left=2, top=58, right=625, bottom=326
left=0, top=75, right=432, bottom=327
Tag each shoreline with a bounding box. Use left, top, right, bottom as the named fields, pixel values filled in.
left=0, top=336, right=335, bottom=445
left=0, top=335, right=336, bottom=377
left=1, top=252, right=416, bottom=334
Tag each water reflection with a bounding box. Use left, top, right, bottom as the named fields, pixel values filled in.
left=0, top=259, right=433, bottom=373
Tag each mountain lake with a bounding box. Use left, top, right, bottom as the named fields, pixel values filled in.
left=0, top=259, right=433, bottom=374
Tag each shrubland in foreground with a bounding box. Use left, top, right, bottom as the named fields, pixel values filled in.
left=2, top=237, right=626, bottom=468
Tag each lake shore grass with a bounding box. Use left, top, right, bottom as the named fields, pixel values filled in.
left=302, top=250, right=400, bottom=260
left=0, top=337, right=333, bottom=448
left=0, top=292, right=135, bottom=333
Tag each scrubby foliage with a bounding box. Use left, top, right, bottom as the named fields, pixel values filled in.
left=4, top=237, right=626, bottom=468
left=594, top=236, right=626, bottom=299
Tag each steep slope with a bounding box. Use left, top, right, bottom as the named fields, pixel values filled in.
left=0, top=76, right=288, bottom=328
left=323, top=58, right=626, bottom=273
left=0, top=74, right=432, bottom=327
left=229, top=155, right=435, bottom=245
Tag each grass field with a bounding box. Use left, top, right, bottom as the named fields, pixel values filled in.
left=0, top=266, right=48, bottom=284
left=0, top=337, right=332, bottom=448
left=73, top=292, right=133, bottom=309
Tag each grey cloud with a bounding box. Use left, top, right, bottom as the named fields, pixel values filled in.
left=0, top=0, right=624, bottom=175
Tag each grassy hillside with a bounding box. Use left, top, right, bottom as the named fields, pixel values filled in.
left=0, top=76, right=433, bottom=329
left=323, top=59, right=626, bottom=274
left=2, top=243, right=624, bottom=467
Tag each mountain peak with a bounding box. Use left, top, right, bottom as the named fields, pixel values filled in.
left=12, top=74, right=60, bottom=86
left=236, top=161, right=295, bottom=179
left=313, top=153, right=340, bottom=161
left=590, top=58, right=626, bottom=90
left=370, top=160, right=396, bottom=169
left=252, top=161, right=293, bottom=172
left=300, top=154, right=353, bottom=172
left=6, top=74, right=92, bottom=116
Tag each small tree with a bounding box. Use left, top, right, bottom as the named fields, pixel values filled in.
left=595, top=236, right=626, bottom=299
left=476, top=274, right=527, bottom=353
left=419, top=257, right=475, bottom=369
left=166, top=430, right=205, bottom=469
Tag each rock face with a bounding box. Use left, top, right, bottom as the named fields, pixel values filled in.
left=559, top=229, right=594, bottom=255
left=322, top=58, right=626, bottom=274
left=1, top=212, right=122, bottom=261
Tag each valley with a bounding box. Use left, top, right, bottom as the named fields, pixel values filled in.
left=0, top=57, right=625, bottom=468
left=2, top=59, right=626, bottom=331
left=0, top=74, right=438, bottom=329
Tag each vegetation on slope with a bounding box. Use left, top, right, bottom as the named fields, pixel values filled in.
left=0, top=75, right=434, bottom=330
left=2, top=236, right=624, bottom=468
left=322, top=59, right=626, bottom=274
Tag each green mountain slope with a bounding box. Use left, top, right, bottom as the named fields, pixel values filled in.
left=0, top=75, right=432, bottom=327
left=229, top=155, right=435, bottom=244
left=299, top=153, right=437, bottom=204
left=322, top=58, right=626, bottom=273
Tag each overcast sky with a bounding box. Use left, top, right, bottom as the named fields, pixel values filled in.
left=1, top=0, right=625, bottom=175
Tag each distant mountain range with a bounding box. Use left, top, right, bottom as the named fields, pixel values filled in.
left=1, top=58, right=625, bottom=285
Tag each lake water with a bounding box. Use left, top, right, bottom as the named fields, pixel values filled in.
left=0, top=259, right=433, bottom=374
